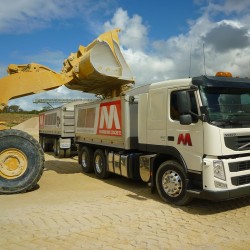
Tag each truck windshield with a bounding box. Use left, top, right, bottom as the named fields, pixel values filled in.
left=200, top=86, right=250, bottom=128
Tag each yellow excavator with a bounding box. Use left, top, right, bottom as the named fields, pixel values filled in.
left=0, top=29, right=134, bottom=194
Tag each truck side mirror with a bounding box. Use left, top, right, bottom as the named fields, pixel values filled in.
left=177, top=91, right=192, bottom=125
left=179, top=114, right=192, bottom=125
left=177, top=91, right=191, bottom=114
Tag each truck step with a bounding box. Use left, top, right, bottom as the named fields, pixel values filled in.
left=187, top=189, right=202, bottom=197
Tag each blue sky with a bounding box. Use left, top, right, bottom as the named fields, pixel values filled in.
left=1, top=0, right=250, bottom=110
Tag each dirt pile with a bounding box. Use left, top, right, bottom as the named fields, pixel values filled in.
left=13, top=116, right=39, bottom=137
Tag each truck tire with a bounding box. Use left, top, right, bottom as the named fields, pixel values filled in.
left=0, top=129, right=44, bottom=194
left=93, top=149, right=109, bottom=179
left=40, top=136, right=49, bottom=152
left=55, top=140, right=64, bottom=158
left=80, top=146, right=94, bottom=173
left=156, top=160, right=192, bottom=206
left=54, top=139, right=70, bottom=158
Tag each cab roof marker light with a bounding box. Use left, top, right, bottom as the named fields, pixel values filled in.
left=215, top=72, right=232, bottom=77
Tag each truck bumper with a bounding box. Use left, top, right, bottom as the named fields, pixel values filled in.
left=188, top=185, right=250, bottom=201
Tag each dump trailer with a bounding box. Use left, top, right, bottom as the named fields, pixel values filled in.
left=0, top=29, right=134, bottom=194
left=39, top=100, right=95, bottom=158
left=75, top=72, right=250, bottom=205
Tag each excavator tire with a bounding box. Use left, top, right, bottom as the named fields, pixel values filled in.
left=0, top=129, right=44, bottom=194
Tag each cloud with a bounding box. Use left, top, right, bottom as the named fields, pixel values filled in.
left=203, top=21, right=250, bottom=52
left=205, top=0, right=250, bottom=15
left=123, top=48, right=174, bottom=84
left=104, top=8, right=148, bottom=51
left=23, top=50, right=66, bottom=71
left=103, top=9, right=179, bottom=83
left=0, top=0, right=116, bottom=34
left=104, top=5, right=250, bottom=84
left=0, top=0, right=74, bottom=33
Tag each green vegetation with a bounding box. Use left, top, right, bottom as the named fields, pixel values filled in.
left=0, top=113, right=38, bottom=127
left=2, top=105, right=40, bottom=114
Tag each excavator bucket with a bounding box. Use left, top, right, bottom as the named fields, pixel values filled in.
left=63, top=28, right=134, bottom=97
left=0, top=29, right=134, bottom=111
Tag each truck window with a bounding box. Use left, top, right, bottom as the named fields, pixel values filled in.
left=170, top=91, right=198, bottom=123
left=200, top=86, right=250, bottom=127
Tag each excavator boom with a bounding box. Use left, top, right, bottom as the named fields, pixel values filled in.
left=0, top=29, right=134, bottom=111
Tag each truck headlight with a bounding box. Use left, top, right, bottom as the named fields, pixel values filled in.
left=213, top=160, right=226, bottom=180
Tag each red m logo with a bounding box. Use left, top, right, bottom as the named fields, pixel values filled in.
left=177, top=133, right=192, bottom=146
left=97, top=100, right=122, bottom=136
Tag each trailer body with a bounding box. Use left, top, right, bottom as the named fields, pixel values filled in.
left=39, top=101, right=86, bottom=157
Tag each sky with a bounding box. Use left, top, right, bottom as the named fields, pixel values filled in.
left=1, top=0, right=250, bottom=110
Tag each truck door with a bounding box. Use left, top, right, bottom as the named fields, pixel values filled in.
left=167, top=89, right=204, bottom=172
left=146, top=89, right=167, bottom=146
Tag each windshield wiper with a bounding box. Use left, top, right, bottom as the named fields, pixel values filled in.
left=212, top=116, right=250, bottom=127
left=211, top=119, right=240, bottom=127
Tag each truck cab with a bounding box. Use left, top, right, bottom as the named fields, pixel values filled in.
left=138, top=73, right=250, bottom=204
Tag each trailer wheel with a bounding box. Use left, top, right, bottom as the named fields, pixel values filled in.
left=40, top=136, right=49, bottom=152
left=156, top=160, right=192, bottom=206
left=80, top=146, right=94, bottom=173
left=0, top=129, right=44, bottom=194
left=93, top=149, right=109, bottom=179
left=53, top=139, right=64, bottom=158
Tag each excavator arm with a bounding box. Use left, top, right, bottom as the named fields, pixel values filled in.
left=0, top=29, right=134, bottom=111
left=0, top=63, right=67, bottom=110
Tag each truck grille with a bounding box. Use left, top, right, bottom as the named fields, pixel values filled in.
left=229, top=161, right=250, bottom=172
left=225, top=135, right=250, bottom=151
left=231, top=174, right=250, bottom=186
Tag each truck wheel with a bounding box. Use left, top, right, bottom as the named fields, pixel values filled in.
left=156, top=160, right=192, bottom=206
left=40, top=136, right=49, bottom=152
left=93, top=149, right=109, bottom=179
left=80, top=146, right=94, bottom=173
left=54, top=139, right=64, bottom=158
left=0, top=129, right=44, bottom=194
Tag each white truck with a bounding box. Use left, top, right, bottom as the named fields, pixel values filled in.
left=39, top=101, right=91, bottom=158
left=74, top=72, right=250, bottom=205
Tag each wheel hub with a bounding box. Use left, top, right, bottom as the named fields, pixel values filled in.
left=81, top=152, right=87, bottom=167
left=0, top=148, right=28, bottom=179
left=95, top=155, right=102, bottom=173
left=162, top=170, right=182, bottom=197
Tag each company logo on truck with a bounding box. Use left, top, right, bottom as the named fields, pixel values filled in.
left=97, top=100, right=122, bottom=136
left=177, top=133, right=192, bottom=146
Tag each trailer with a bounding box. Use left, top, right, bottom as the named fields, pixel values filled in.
left=39, top=100, right=93, bottom=158
left=75, top=73, right=250, bottom=205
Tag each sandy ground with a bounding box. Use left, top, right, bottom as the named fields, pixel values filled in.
left=0, top=117, right=250, bottom=249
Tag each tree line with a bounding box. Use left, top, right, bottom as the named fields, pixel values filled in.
left=2, top=105, right=51, bottom=114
